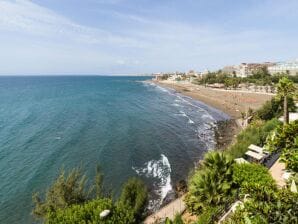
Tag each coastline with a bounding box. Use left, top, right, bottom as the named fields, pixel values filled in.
left=152, top=80, right=273, bottom=119
left=150, top=79, right=275, bottom=151
left=144, top=79, right=273, bottom=222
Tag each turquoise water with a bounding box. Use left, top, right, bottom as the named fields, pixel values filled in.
left=0, top=76, right=228, bottom=223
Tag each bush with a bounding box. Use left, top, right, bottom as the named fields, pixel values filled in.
left=266, top=120, right=298, bottom=172
left=164, top=214, right=184, bottom=224
left=255, top=97, right=296, bottom=121
left=233, top=163, right=276, bottom=194
left=224, top=188, right=298, bottom=224
left=32, top=168, right=91, bottom=218
left=32, top=167, right=148, bottom=224
left=46, top=198, right=135, bottom=224
left=197, top=205, right=226, bottom=224
left=118, top=177, right=148, bottom=222
left=227, top=119, right=280, bottom=158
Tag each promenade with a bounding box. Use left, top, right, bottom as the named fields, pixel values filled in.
left=144, top=197, right=186, bottom=224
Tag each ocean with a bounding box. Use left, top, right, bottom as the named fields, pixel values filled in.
left=0, top=76, right=229, bottom=223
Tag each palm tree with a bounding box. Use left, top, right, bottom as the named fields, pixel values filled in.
left=186, top=152, right=235, bottom=212
left=203, top=151, right=234, bottom=177
left=276, top=77, right=296, bottom=124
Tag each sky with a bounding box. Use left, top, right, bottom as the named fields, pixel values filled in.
left=0, top=0, right=297, bottom=75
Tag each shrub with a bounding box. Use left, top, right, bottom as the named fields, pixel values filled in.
left=32, top=167, right=148, bottom=224
left=32, top=168, right=91, bottom=218
left=233, top=163, right=276, bottom=192
left=265, top=120, right=298, bottom=172
left=164, top=214, right=184, bottom=224
left=224, top=188, right=298, bottom=224
left=227, top=118, right=280, bottom=158
left=233, top=163, right=275, bottom=187
left=197, top=205, right=226, bottom=224
left=118, top=177, right=148, bottom=222
left=46, top=198, right=135, bottom=224
left=255, top=97, right=296, bottom=121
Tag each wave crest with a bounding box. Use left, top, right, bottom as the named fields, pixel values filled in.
left=132, top=154, right=172, bottom=209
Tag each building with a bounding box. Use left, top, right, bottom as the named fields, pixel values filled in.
left=186, top=70, right=198, bottom=77
left=237, top=63, right=271, bottom=77
left=153, top=73, right=163, bottom=81
left=222, top=66, right=237, bottom=75
left=223, top=62, right=275, bottom=78
left=268, top=60, right=298, bottom=76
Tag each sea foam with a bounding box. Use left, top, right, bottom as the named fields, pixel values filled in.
left=133, top=154, right=172, bottom=209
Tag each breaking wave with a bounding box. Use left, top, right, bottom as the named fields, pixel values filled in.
left=132, top=154, right=172, bottom=209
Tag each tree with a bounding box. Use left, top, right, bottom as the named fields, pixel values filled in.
left=118, top=177, right=148, bottom=222
left=224, top=78, right=233, bottom=89
left=32, top=168, right=91, bottom=219
left=276, top=77, right=296, bottom=124
left=33, top=166, right=149, bottom=224
left=185, top=152, right=235, bottom=214
left=265, top=120, right=298, bottom=172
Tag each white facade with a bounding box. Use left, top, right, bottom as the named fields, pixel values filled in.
left=268, top=60, right=298, bottom=76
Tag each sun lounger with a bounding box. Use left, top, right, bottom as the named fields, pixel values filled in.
left=245, top=150, right=266, bottom=161
left=248, top=144, right=269, bottom=155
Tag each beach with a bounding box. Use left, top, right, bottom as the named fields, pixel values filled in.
left=153, top=80, right=274, bottom=119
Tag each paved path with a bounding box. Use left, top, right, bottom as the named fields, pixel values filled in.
left=144, top=197, right=186, bottom=223
left=270, top=159, right=286, bottom=187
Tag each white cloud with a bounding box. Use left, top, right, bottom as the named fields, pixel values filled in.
left=0, top=0, right=297, bottom=75
left=0, top=0, right=142, bottom=47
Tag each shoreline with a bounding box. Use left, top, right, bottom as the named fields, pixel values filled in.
left=147, top=80, right=240, bottom=204
left=144, top=80, right=242, bottom=222
left=152, top=80, right=273, bottom=119
left=144, top=79, right=274, bottom=222
left=148, top=78, right=273, bottom=197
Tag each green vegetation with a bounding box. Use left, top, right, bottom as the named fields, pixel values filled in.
left=196, top=68, right=298, bottom=89
left=198, top=72, right=239, bottom=88
left=46, top=198, right=134, bottom=224
left=226, top=118, right=280, bottom=158
left=118, top=177, right=148, bottom=222
left=184, top=76, right=297, bottom=223
left=224, top=188, right=298, bottom=224
left=276, top=77, right=297, bottom=124
left=32, top=167, right=148, bottom=224
left=185, top=152, right=236, bottom=221
left=32, top=168, right=91, bottom=218
left=253, top=77, right=296, bottom=122
left=164, top=214, right=184, bottom=224
left=233, top=163, right=276, bottom=194
left=266, top=120, right=298, bottom=172
left=255, top=97, right=296, bottom=121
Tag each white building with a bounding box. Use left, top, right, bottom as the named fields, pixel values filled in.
left=268, top=60, right=298, bottom=76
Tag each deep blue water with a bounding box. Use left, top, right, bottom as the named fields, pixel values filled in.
left=0, top=76, right=229, bottom=223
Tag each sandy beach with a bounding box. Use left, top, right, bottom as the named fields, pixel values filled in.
left=153, top=80, right=274, bottom=119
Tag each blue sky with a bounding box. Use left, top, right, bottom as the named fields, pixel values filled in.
left=0, top=0, right=297, bottom=75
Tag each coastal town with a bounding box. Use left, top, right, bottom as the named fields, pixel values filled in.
left=153, top=59, right=298, bottom=82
